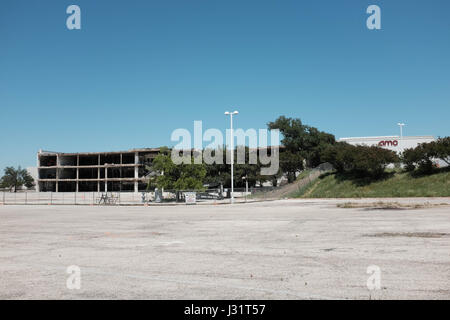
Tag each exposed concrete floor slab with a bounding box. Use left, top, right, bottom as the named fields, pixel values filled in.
left=0, top=199, right=449, bottom=299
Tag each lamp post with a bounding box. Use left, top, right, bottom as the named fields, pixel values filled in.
left=242, top=175, right=248, bottom=203
left=225, top=110, right=239, bottom=203
left=397, top=123, right=406, bottom=139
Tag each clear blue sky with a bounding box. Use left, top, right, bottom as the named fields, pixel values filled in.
left=1, top=0, right=449, bottom=170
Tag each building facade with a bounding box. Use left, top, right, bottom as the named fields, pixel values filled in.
left=338, top=136, right=435, bottom=154
left=37, top=148, right=160, bottom=192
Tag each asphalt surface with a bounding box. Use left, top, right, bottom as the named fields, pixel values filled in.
left=0, top=199, right=449, bottom=299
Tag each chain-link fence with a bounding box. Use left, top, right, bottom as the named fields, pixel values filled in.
left=0, top=187, right=276, bottom=205
left=0, top=164, right=333, bottom=205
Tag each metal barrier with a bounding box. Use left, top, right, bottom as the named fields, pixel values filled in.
left=0, top=182, right=309, bottom=206
left=0, top=188, right=265, bottom=205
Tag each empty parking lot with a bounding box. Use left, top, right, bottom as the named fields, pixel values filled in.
left=0, top=199, right=449, bottom=299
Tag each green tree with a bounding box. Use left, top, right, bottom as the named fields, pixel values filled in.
left=401, top=137, right=450, bottom=173
left=150, top=152, right=206, bottom=190
left=203, top=146, right=271, bottom=188
left=0, top=166, right=34, bottom=192
left=203, top=147, right=229, bottom=187
left=279, top=150, right=304, bottom=183
left=402, top=147, right=426, bottom=172
left=434, top=137, right=450, bottom=166
left=267, top=116, right=335, bottom=168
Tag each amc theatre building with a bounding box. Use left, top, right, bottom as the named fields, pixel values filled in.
left=337, top=136, right=435, bottom=154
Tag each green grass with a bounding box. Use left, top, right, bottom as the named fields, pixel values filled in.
left=295, top=169, right=312, bottom=181
left=293, top=168, right=450, bottom=198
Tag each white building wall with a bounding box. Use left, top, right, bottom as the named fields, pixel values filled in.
left=26, top=167, right=38, bottom=190
left=338, top=136, right=435, bottom=154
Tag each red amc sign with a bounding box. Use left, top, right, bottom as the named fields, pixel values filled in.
left=378, top=140, right=398, bottom=147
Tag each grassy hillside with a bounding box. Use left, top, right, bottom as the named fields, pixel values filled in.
left=293, top=169, right=450, bottom=198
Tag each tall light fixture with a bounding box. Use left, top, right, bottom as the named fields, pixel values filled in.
left=397, top=123, right=406, bottom=139
left=225, top=110, right=239, bottom=203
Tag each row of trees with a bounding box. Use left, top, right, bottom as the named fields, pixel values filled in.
left=3, top=116, right=446, bottom=192
left=322, top=143, right=399, bottom=178
left=267, top=116, right=449, bottom=180
left=2, top=115, right=336, bottom=192
left=147, top=147, right=282, bottom=190
left=320, top=137, right=450, bottom=179
left=148, top=116, right=450, bottom=189
left=146, top=116, right=338, bottom=190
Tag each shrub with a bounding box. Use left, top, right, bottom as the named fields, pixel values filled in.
left=434, top=137, right=450, bottom=166
left=401, top=137, right=450, bottom=173
left=322, top=142, right=399, bottom=179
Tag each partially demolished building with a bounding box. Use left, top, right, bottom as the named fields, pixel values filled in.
left=37, top=148, right=160, bottom=192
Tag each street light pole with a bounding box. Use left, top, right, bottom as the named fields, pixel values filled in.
left=397, top=123, right=405, bottom=139
left=225, top=110, right=239, bottom=204
left=242, top=175, right=248, bottom=203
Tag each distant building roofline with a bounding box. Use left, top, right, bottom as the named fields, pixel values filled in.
left=339, top=135, right=434, bottom=140
left=38, top=145, right=284, bottom=156
left=38, top=148, right=161, bottom=156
